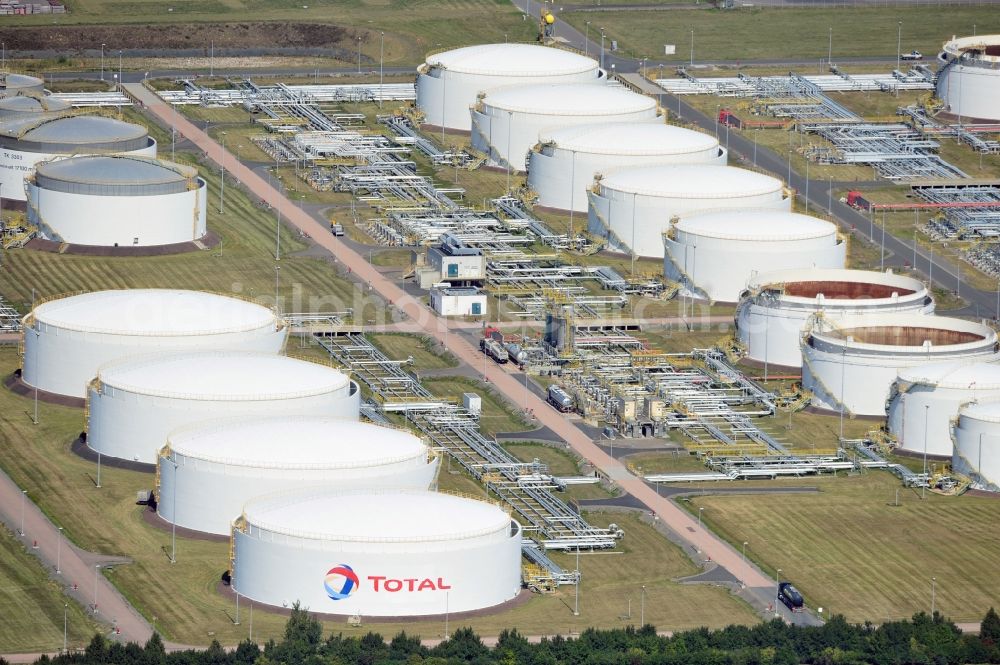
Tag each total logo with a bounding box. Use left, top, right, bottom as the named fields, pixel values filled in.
left=323, top=564, right=451, bottom=601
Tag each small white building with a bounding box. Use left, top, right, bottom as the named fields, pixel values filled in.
left=427, top=234, right=485, bottom=282
left=430, top=286, right=487, bottom=317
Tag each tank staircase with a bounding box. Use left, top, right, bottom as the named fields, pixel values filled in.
left=315, top=331, right=619, bottom=560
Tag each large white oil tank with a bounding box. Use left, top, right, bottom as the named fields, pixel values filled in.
left=0, top=95, right=71, bottom=120
left=232, top=489, right=522, bottom=616
left=953, top=401, right=1000, bottom=491
left=0, top=115, right=156, bottom=203
left=937, top=35, right=1000, bottom=123
left=801, top=313, right=999, bottom=416
left=664, top=210, right=844, bottom=302
left=736, top=269, right=934, bottom=368
left=887, top=361, right=1000, bottom=458
left=0, top=73, right=45, bottom=98
left=416, top=43, right=601, bottom=132
left=590, top=165, right=790, bottom=260
left=22, top=290, right=286, bottom=399
left=27, top=155, right=207, bottom=247
left=527, top=122, right=725, bottom=214
left=471, top=83, right=659, bottom=172
left=87, top=352, right=359, bottom=464
left=157, top=417, right=439, bottom=536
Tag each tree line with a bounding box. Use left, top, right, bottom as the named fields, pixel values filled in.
left=10, top=605, right=1000, bottom=665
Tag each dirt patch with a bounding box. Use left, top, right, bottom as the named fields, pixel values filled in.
left=0, top=22, right=364, bottom=52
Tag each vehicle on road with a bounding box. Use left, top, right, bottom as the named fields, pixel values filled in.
left=778, top=582, right=805, bottom=612
left=900, top=50, right=923, bottom=61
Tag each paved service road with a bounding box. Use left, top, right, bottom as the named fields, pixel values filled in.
left=126, top=81, right=779, bottom=598
left=0, top=467, right=153, bottom=646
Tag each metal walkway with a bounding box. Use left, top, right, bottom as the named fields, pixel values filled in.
left=315, top=331, right=619, bottom=552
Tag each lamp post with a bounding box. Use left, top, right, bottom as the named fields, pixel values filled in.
left=19, top=489, right=26, bottom=536
left=63, top=604, right=68, bottom=653
left=93, top=565, right=100, bottom=613
left=170, top=458, right=178, bottom=563
left=698, top=506, right=704, bottom=528
left=506, top=110, right=512, bottom=192
left=931, top=577, right=937, bottom=616
left=640, top=585, right=645, bottom=626
left=573, top=546, right=580, bottom=616
left=828, top=27, right=833, bottom=66
left=118, top=50, right=122, bottom=88
left=357, top=36, right=362, bottom=73
left=600, top=30, right=606, bottom=71
left=689, top=30, right=694, bottom=67
left=378, top=31, right=384, bottom=109
left=922, top=404, right=929, bottom=499
left=275, top=265, right=281, bottom=314
left=57, top=526, right=63, bottom=574
left=100, top=43, right=105, bottom=81
left=775, top=568, right=782, bottom=616
left=585, top=22, right=591, bottom=58
left=753, top=129, right=758, bottom=166
left=569, top=150, right=576, bottom=240
left=742, top=541, right=748, bottom=563
left=896, top=21, right=902, bottom=73
left=219, top=132, right=226, bottom=214
left=32, top=328, right=39, bottom=424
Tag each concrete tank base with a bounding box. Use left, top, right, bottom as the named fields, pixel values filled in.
left=24, top=230, right=220, bottom=257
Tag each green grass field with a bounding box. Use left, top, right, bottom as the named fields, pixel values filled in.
left=0, top=109, right=381, bottom=322
left=368, top=333, right=458, bottom=370
left=0, top=526, right=97, bottom=653
left=692, top=472, right=1000, bottom=623
left=563, top=6, right=998, bottom=63
left=0, top=354, right=759, bottom=643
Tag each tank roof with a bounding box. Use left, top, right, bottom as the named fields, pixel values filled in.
left=748, top=268, right=926, bottom=298
left=168, top=417, right=425, bottom=469
left=540, top=122, right=718, bottom=156
left=36, top=155, right=196, bottom=187
left=810, top=312, right=997, bottom=350
left=676, top=210, right=835, bottom=241
left=898, top=360, right=1000, bottom=390
left=0, top=73, right=44, bottom=92
left=33, top=289, right=277, bottom=336
left=483, top=83, right=656, bottom=116
left=601, top=164, right=781, bottom=198
left=243, top=489, right=510, bottom=541
left=0, top=95, right=71, bottom=113
left=959, top=400, right=1000, bottom=423
left=98, top=352, right=349, bottom=400
left=426, top=43, right=598, bottom=77
left=0, top=114, right=148, bottom=144
left=942, top=35, right=1000, bottom=61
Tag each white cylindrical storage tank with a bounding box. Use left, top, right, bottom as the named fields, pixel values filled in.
left=591, top=165, right=790, bottom=260
left=232, top=489, right=522, bottom=616
left=937, top=36, right=1000, bottom=123
left=736, top=269, right=934, bottom=368
left=664, top=210, right=844, bottom=302
left=887, top=361, right=1000, bottom=458
left=22, top=290, right=286, bottom=399
left=471, top=83, right=659, bottom=172
left=87, top=352, right=359, bottom=464
left=0, top=95, right=71, bottom=120
left=527, top=122, right=725, bottom=213
left=27, top=155, right=207, bottom=247
left=801, top=313, right=999, bottom=416
left=0, top=73, right=46, bottom=98
left=157, top=417, right=439, bottom=536
left=953, top=401, right=1000, bottom=491
left=416, top=44, right=601, bottom=132
left=0, top=115, right=156, bottom=202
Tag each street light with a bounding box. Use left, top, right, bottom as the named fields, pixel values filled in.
left=219, top=131, right=226, bottom=214
left=573, top=547, right=580, bottom=616
left=379, top=31, right=384, bottom=109
left=742, top=541, right=748, bottom=563
left=931, top=577, right=937, bottom=616
left=57, top=526, right=63, bottom=574
left=357, top=36, right=362, bottom=73
left=828, top=27, right=833, bottom=66
left=63, top=604, right=68, bottom=653
left=896, top=21, right=902, bottom=74
left=775, top=568, right=782, bottom=616
left=19, top=489, right=26, bottom=536
left=640, top=585, right=646, bottom=626
left=100, top=43, right=105, bottom=81
left=94, top=565, right=100, bottom=613
left=922, top=404, right=929, bottom=499
left=585, top=22, right=591, bottom=58
left=698, top=506, right=704, bottom=527
left=170, top=459, right=178, bottom=563
left=689, top=29, right=694, bottom=67
left=600, top=30, right=606, bottom=71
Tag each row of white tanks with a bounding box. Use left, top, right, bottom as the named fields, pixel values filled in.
left=19, top=289, right=521, bottom=616
left=733, top=268, right=1000, bottom=488
left=0, top=75, right=207, bottom=248
left=415, top=44, right=844, bottom=294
